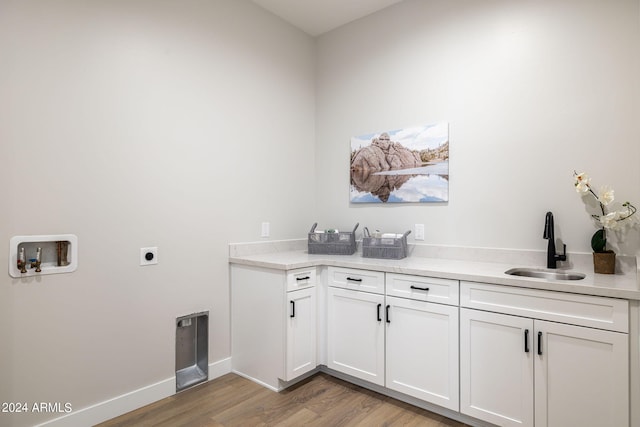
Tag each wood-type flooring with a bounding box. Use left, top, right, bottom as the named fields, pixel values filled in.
left=97, top=372, right=469, bottom=427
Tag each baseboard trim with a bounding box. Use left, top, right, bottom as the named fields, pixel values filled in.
left=35, top=358, right=232, bottom=427
left=208, top=357, right=232, bottom=383
left=231, top=369, right=281, bottom=392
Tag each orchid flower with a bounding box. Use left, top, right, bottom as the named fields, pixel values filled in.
left=598, top=185, right=615, bottom=206
left=574, top=172, right=591, bottom=193
left=573, top=171, right=638, bottom=252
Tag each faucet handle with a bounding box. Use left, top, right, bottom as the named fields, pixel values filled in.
left=557, top=244, right=567, bottom=262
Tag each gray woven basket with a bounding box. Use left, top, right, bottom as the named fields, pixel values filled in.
left=308, top=223, right=359, bottom=255
left=362, top=228, right=411, bottom=259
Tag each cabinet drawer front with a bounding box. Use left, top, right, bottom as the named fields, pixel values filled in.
left=328, top=267, right=385, bottom=294
left=286, top=267, right=317, bottom=291
left=386, top=273, right=459, bottom=305
left=461, top=282, right=629, bottom=333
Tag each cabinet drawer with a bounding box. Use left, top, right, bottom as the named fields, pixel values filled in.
left=286, top=267, right=317, bottom=291
left=328, top=267, right=385, bottom=294
left=461, top=281, right=629, bottom=333
left=386, top=273, right=459, bottom=306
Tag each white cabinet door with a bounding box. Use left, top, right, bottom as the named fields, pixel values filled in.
left=285, top=287, right=317, bottom=381
left=534, top=320, right=628, bottom=427
left=327, top=286, right=385, bottom=385
left=385, top=296, right=459, bottom=411
left=460, top=308, right=534, bottom=427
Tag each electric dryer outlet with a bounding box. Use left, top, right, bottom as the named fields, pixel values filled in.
left=140, top=247, right=158, bottom=265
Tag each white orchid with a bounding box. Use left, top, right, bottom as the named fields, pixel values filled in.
left=573, top=171, right=638, bottom=252
left=600, top=211, right=620, bottom=229
left=598, top=185, right=615, bottom=206
left=574, top=172, right=591, bottom=193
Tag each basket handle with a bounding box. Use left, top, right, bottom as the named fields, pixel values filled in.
left=310, top=223, right=318, bottom=233
left=352, top=223, right=359, bottom=233
left=402, top=230, right=412, bottom=238
left=363, top=227, right=370, bottom=237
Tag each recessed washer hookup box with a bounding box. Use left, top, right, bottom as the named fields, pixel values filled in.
left=176, top=311, right=208, bottom=392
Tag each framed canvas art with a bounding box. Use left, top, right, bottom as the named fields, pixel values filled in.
left=350, top=123, right=449, bottom=203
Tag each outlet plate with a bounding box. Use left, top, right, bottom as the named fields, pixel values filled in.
left=140, top=247, right=158, bottom=265
left=415, top=224, right=425, bottom=241
left=261, top=222, right=270, bottom=238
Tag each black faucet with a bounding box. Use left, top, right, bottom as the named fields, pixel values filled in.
left=543, top=212, right=567, bottom=269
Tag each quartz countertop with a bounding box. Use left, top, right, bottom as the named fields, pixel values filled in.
left=229, top=240, right=640, bottom=300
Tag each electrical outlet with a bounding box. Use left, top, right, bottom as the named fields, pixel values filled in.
left=415, top=224, right=425, bottom=241
left=140, top=247, right=158, bottom=265
left=261, top=222, right=270, bottom=238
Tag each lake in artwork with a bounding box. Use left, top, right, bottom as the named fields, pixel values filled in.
left=350, top=123, right=449, bottom=203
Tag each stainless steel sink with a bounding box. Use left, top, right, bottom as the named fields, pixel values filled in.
left=505, top=267, right=586, bottom=281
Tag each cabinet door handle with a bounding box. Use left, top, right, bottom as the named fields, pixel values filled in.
left=524, top=329, right=530, bottom=353
left=296, top=276, right=310, bottom=281
left=410, top=285, right=430, bottom=292
left=386, top=305, right=391, bottom=323
left=290, top=300, right=295, bottom=318
left=377, top=303, right=382, bottom=322
left=537, top=331, right=543, bottom=355
left=346, top=277, right=362, bottom=282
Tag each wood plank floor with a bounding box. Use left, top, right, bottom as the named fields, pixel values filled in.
left=97, top=373, right=469, bottom=427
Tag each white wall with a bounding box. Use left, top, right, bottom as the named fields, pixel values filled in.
left=2, top=0, right=640, bottom=425
left=0, top=1, right=315, bottom=425
left=316, top=0, right=640, bottom=256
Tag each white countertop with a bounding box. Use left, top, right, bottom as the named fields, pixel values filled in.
left=229, top=240, right=640, bottom=300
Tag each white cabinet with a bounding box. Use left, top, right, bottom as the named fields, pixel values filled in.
left=386, top=273, right=459, bottom=305
left=534, top=320, right=628, bottom=427
left=327, top=286, right=385, bottom=385
left=385, top=295, right=459, bottom=411
left=326, top=267, right=459, bottom=410
left=327, top=266, right=385, bottom=294
left=285, top=286, right=316, bottom=381
left=231, top=264, right=317, bottom=390
left=460, top=309, right=534, bottom=426
left=232, top=259, right=633, bottom=427
left=326, top=267, right=386, bottom=385
left=460, top=282, right=629, bottom=427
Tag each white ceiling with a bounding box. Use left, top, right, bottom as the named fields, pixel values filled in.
left=252, top=0, right=405, bottom=36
